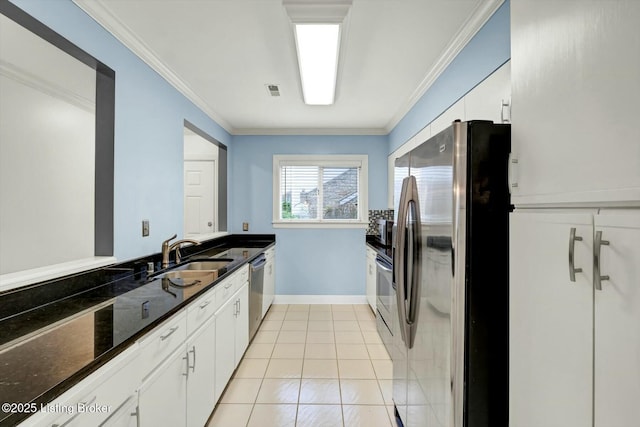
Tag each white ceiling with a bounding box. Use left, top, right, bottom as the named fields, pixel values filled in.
left=73, top=0, right=503, bottom=135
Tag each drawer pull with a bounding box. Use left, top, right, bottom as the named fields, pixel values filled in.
left=199, top=300, right=212, bottom=309
left=224, top=282, right=233, bottom=289
left=160, top=326, right=179, bottom=341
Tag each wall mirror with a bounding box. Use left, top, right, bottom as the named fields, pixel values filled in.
left=0, top=2, right=115, bottom=290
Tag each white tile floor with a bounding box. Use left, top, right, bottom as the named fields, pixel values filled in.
left=207, top=304, right=396, bottom=427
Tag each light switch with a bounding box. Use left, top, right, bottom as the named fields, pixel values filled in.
left=243, top=222, right=249, bottom=232
left=142, top=220, right=150, bottom=237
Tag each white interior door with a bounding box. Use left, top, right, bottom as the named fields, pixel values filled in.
left=184, top=160, right=215, bottom=237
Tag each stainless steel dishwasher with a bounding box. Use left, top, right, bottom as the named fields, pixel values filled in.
left=248, top=254, right=267, bottom=340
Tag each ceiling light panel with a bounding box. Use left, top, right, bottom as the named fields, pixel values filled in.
left=294, top=23, right=340, bottom=105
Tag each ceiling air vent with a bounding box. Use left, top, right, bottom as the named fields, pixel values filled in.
left=266, top=84, right=281, bottom=97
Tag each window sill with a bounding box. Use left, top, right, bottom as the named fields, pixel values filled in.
left=0, top=256, right=117, bottom=292
left=272, top=221, right=369, bottom=229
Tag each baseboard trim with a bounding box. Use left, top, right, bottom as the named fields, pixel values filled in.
left=273, top=295, right=368, bottom=305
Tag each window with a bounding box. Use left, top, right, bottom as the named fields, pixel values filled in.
left=273, top=155, right=368, bottom=228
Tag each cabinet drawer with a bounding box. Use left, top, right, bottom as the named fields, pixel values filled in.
left=237, top=265, right=249, bottom=285
left=216, top=275, right=238, bottom=307
left=20, top=345, right=140, bottom=427
left=137, top=311, right=187, bottom=380
left=187, top=285, right=217, bottom=335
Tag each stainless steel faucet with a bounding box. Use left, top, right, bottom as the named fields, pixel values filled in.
left=161, top=234, right=201, bottom=268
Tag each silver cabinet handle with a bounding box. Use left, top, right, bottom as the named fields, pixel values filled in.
left=237, top=299, right=241, bottom=315
left=160, top=326, right=179, bottom=341
left=594, top=231, right=610, bottom=291
left=189, top=346, right=196, bottom=373
left=182, top=353, right=189, bottom=379
left=199, top=300, right=212, bottom=310
left=569, top=227, right=583, bottom=282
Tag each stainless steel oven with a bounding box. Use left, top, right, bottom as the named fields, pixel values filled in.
left=375, top=255, right=394, bottom=354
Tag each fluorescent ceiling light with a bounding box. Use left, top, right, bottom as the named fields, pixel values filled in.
left=294, top=23, right=340, bottom=105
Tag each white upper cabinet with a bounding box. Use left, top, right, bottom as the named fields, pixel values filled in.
left=464, top=60, right=511, bottom=124
left=510, top=1, right=640, bottom=206
left=430, top=98, right=465, bottom=136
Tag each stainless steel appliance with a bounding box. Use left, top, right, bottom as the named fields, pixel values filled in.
left=375, top=254, right=394, bottom=354
left=378, top=219, right=394, bottom=246
left=248, top=254, right=266, bottom=340
left=392, top=121, right=510, bottom=427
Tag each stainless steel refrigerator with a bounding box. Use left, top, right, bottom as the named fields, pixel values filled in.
left=392, top=120, right=510, bottom=427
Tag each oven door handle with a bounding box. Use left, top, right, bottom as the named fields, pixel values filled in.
left=375, top=258, right=392, bottom=273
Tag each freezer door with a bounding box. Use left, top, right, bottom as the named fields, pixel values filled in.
left=406, top=124, right=457, bottom=427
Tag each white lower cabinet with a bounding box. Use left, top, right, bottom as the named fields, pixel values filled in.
left=138, top=345, right=189, bottom=427
left=186, top=314, right=217, bottom=427
left=21, top=345, right=141, bottom=427
left=18, top=264, right=254, bottom=427
left=510, top=209, right=640, bottom=427
left=214, top=282, right=249, bottom=401
left=510, top=210, right=594, bottom=427
left=365, top=246, right=377, bottom=311
left=262, top=248, right=276, bottom=318
left=593, top=211, right=640, bottom=426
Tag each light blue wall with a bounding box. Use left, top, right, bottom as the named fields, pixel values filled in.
left=10, top=0, right=232, bottom=261
left=230, top=135, right=388, bottom=295
left=11, top=0, right=510, bottom=296
left=389, top=0, right=511, bottom=153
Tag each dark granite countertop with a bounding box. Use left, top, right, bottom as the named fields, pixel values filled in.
left=0, top=234, right=275, bottom=426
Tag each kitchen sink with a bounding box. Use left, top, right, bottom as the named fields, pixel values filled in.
left=158, top=270, right=219, bottom=287
left=176, top=260, right=232, bottom=271
left=149, top=259, right=233, bottom=288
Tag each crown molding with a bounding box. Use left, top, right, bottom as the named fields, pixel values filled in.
left=72, top=0, right=235, bottom=134
left=233, top=127, right=388, bottom=136
left=0, top=60, right=95, bottom=112
left=384, top=0, right=505, bottom=133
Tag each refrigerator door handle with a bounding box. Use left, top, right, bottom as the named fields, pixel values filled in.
left=406, top=199, right=422, bottom=349
left=394, top=177, right=410, bottom=346
left=394, top=176, right=421, bottom=349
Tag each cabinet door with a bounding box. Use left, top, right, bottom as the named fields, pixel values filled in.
left=594, top=211, right=640, bottom=426
left=234, top=283, right=249, bottom=366
left=138, top=347, right=188, bottom=427
left=511, top=1, right=640, bottom=205
left=214, top=296, right=236, bottom=400
left=262, top=259, right=275, bottom=318
left=464, top=60, right=510, bottom=124
left=186, top=315, right=216, bottom=427
left=509, top=211, right=594, bottom=427
left=366, top=250, right=376, bottom=311
left=100, top=394, right=138, bottom=427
